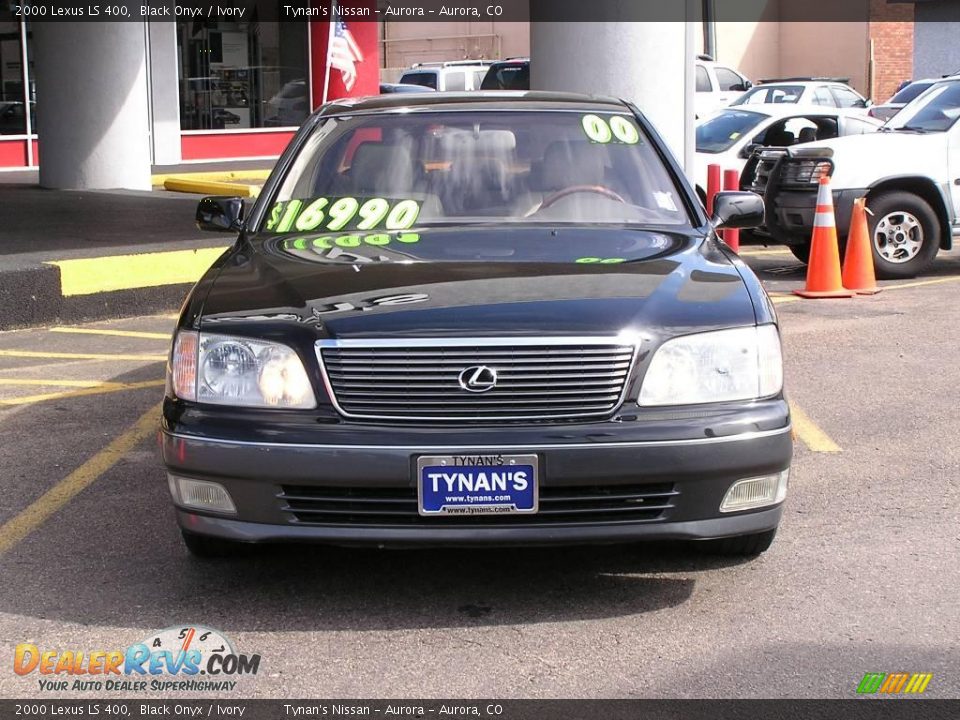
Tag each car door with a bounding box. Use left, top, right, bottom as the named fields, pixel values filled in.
left=830, top=85, right=870, bottom=111
left=949, top=122, right=960, bottom=226
left=838, top=115, right=882, bottom=137
left=714, top=66, right=749, bottom=106
left=694, top=64, right=715, bottom=118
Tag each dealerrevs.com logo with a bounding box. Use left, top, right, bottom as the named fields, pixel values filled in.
left=857, top=672, right=933, bottom=695
left=14, top=625, right=260, bottom=693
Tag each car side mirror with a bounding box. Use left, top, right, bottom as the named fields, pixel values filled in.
left=730, top=82, right=751, bottom=92
left=196, top=196, right=245, bottom=232
left=738, top=142, right=762, bottom=159
left=861, top=98, right=873, bottom=108
left=712, top=191, right=765, bottom=230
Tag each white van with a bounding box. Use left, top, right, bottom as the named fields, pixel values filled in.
left=398, top=61, right=492, bottom=92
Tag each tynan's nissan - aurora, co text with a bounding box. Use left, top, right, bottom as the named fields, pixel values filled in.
left=161, top=92, right=791, bottom=558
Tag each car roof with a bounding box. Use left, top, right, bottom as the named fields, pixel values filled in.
left=318, top=91, right=627, bottom=116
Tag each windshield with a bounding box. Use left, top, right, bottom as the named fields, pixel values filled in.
left=887, top=81, right=960, bottom=132
left=265, top=110, right=690, bottom=232
left=399, top=72, right=437, bottom=90
left=696, top=110, right=766, bottom=153
left=481, top=64, right=530, bottom=90
left=889, top=81, right=934, bottom=104
left=731, top=85, right=804, bottom=106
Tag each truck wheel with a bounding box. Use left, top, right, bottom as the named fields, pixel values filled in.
left=867, top=191, right=940, bottom=279
left=696, top=529, right=777, bottom=557
left=788, top=243, right=811, bottom=264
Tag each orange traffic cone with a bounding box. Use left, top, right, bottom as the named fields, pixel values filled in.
left=793, top=175, right=855, bottom=299
left=842, top=197, right=881, bottom=295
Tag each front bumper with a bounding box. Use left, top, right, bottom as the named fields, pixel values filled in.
left=765, top=187, right=868, bottom=245
left=161, top=400, right=792, bottom=547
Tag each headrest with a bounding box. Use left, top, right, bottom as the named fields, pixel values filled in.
left=477, top=130, right=516, bottom=156
left=350, top=143, right=414, bottom=194
left=537, top=141, right=605, bottom=191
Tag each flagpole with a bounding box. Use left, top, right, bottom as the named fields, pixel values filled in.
left=322, top=0, right=337, bottom=104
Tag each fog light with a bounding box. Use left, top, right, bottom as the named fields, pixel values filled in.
left=168, top=475, right=237, bottom=515
left=720, top=470, right=789, bottom=513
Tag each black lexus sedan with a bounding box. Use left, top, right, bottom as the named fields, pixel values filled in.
left=162, top=92, right=791, bottom=558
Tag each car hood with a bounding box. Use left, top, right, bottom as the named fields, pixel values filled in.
left=797, top=131, right=947, bottom=180
left=198, top=226, right=757, bottom=340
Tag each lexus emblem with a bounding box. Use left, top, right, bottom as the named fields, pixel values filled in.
left=458, top=365, right=498, bottom=393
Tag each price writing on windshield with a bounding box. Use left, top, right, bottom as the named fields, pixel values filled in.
left=266, top=197, right=421, bottom=233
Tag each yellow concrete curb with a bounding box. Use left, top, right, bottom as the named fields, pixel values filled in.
left=163, top=177, right=261, bottom=198
left=151, top=169, right=271, bottom=185
left=46, top=246, right=228, bottom=297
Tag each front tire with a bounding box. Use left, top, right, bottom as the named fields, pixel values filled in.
left=696, top=529, right=777, bottom=557
left=181, top=530, right=242, bottom=559
left=788, top=242, right=811, bottom=264
left=866, top=191, right=940, bottom=279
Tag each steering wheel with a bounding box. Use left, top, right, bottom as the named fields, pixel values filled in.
left=538, top=185, right=626, bottom=210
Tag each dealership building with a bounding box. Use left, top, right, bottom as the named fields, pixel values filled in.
left=0, top=1, right=937, bottom=189
left=0, top=15, right=384, bottom=177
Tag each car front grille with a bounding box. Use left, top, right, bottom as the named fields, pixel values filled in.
left=316, top=337, right=638, bottom=422
left=278, top=483, right=678, bottom=526
left=779, top=158, right=834, bottom=188
left=748, top=149, right=786, bottom=194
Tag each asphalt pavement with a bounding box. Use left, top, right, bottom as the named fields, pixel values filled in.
left=0, top=249, right=957, bottom=699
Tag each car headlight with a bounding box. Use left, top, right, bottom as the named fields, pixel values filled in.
left=169, top=331, right=316, bottom=409
left=638, top=325, right=782, bottom=406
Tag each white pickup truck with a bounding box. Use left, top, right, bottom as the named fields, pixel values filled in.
left=747, top=77, right=960, bottom=278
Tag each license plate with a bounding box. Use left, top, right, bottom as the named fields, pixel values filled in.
left=417, top=454, right=538, bottom=516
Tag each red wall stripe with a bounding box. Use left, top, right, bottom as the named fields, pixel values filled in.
left=180, top=131, right=294, bottom=161
left=0, top=139, right=27, bottom=168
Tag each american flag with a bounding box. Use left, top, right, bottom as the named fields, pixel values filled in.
left=328, top=16, right=364, bottom=92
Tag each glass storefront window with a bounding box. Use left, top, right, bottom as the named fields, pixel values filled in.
left=0, top=11, right=32, bottom=136
left=177, top=21, right=309, bottom=131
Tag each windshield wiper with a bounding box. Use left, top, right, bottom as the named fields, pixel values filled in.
left=895, top=125, right=932, bottom=133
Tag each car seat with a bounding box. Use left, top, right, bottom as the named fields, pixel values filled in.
left=763, top=127, right=796, bottom=147
left=534, top=141, right=606, bottom=192
left=349, top=143, right=416, bottom=195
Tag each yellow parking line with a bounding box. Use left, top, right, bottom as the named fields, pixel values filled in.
left=46, top=246, right=227, bottom=297
left=0, top=350, right=166, bottom=361
left=0, top=379, right=125, bottom=388
left=0, top=380, right=165, bottom=406
left=771, top=294, right=800, bottom=305
left=0, top=404, right=160, bottom=556
left=790, top=402, right=841, bottom=453
left=740, top=248, right=792, bottom=256
left=881, top=275, right=960, bottom=291
left=770, top=275, right=960, bottom=305
left=49, top=327, right=171, bottom=340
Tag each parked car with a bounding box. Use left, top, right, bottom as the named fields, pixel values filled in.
left=477, top=56, right=750, bottom=116
left=694, top=104, right=883, bottom=197
left=731, top=78, right=870, bottom=111
left=0, top=101, right=33, bottom=135
left=164, top=91, right=789, bottom=559
left=398, top=61, right=491, bottom=92
left=264, top=79, right=308, bottom=127
left=747, top=77, right=960, bottom=277
left=380, top=83, right=435, bottom=94
left=480, top=58, right=530, bottom=90
left=695, top=55, right=752, bottom=118
left=867, top=79, right=938, bottom=121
